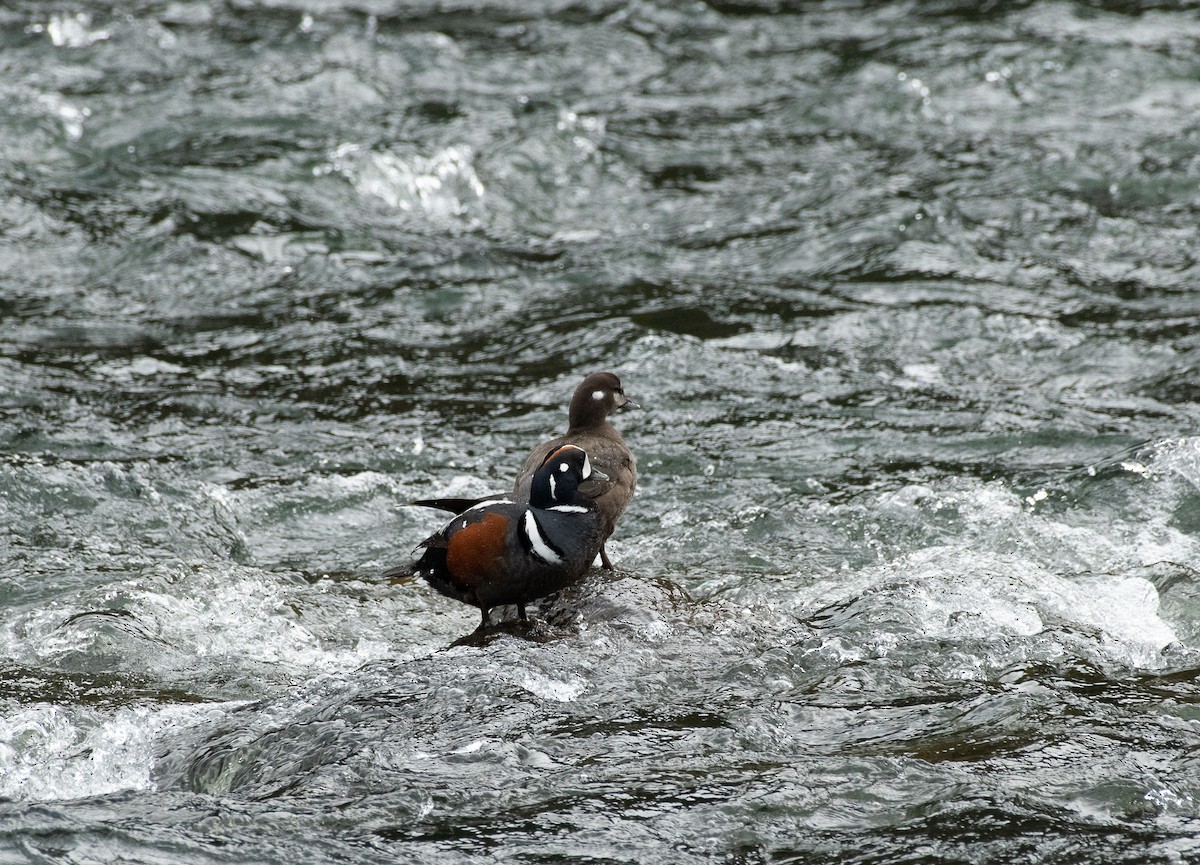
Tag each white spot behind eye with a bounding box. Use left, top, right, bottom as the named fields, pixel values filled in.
left=592, top=389, right=605, bottom=400
left=559, top=462, right=569, bottom=472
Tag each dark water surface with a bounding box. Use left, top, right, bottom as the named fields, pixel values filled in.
left=4, top=1, right=1200, bottom=862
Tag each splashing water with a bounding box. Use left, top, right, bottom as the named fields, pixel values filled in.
left=4, top=2, right=1200, bottom=864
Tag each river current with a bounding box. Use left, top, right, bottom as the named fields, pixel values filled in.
left=3, top=2, right=1200, bottom=863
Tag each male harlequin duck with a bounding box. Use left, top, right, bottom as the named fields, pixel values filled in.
left=411, top=372, right=638, bottom=570
left=384, top=445, right=608, bottom=629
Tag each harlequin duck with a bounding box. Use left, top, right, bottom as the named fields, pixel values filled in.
left=411, top=372, right=638, bottom=570
left=384, top=445, right=608, bottom=628
left=513, top=372, right=637, bottom=569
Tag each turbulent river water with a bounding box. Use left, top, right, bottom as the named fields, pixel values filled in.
left=4, top=1, right=1200, bottom=862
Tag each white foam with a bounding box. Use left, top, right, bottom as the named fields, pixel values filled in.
left=0, top=703, right=229, bottom=801
left=0, top=565, right=396, bottom=684
left=894, top=459, right=1200, bottom=579
left=93, top=357, right=188, bottom=381
left=127, top=569, right=395, bottom=674
left=804, top=546, right=1178, bottom=670
left=27, top=13, right=111, bottom=48
left=517, top=671, right=587, bottom=702
left=443, top=737, right=556, bottom=769
left=322, top=143, right=485, bottom=220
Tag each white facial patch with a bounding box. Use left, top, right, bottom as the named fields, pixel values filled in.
left=523, top=511, right=563, bottom=564
left=582, top=454, right=592, bottom=479
left=592, top=389, right=605, bottom=400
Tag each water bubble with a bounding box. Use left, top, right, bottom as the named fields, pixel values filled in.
left=37, top=94, right=90, bottom=140
left=1121, top=460, right=1151, bottom=478
left=327, top=144, right=485, bottom=220
left=38, top=13, right=110, bottom=48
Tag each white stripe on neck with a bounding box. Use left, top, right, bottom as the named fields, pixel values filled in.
left=523, top=511, right=563, bottom=564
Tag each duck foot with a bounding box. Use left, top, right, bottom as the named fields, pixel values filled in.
left=451, top=616, right=541, bottom=647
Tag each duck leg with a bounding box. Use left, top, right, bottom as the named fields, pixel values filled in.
left=600, top=545, right=613, bottom=570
